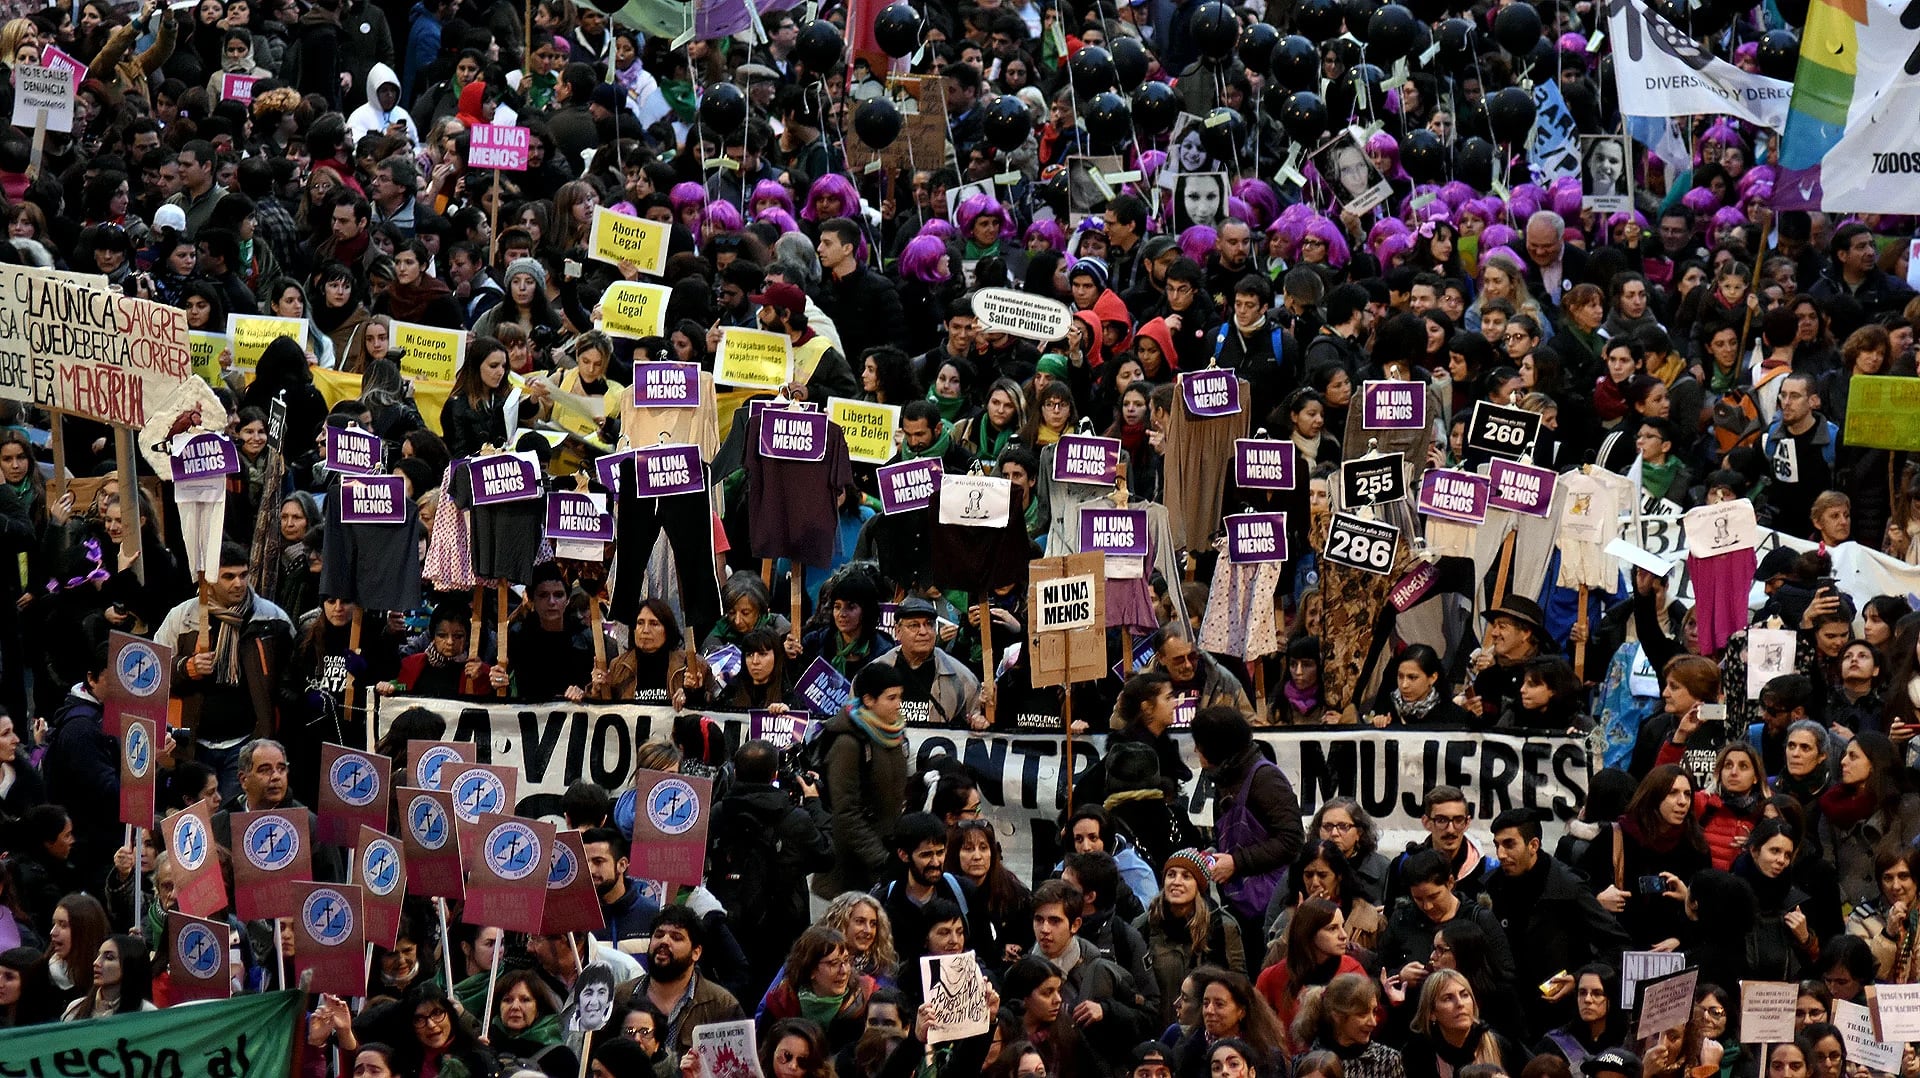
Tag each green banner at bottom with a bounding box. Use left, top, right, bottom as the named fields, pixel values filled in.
left=0, top=989, right=300, bottom=1077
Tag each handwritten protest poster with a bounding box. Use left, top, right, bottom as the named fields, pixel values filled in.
left=714, top=328, right=791, bottom=390
left=1838, top=999, right=1906, bottom=1073
left=1634, top=967, right=1699, bottom=1040
left=921, top=951, right=991, bottom=1043
left=601, top=281, right=671, bottom=338
left=227, top=314, right=307, bottom=373
left=589, top=207, right=668, bottom=275
left=1620, top=950, right=1686, bottom=1007
left=1869, top=982, right=1920, bottom=1042
left=1740, top=981, right=1798, bottom=1044
left=827, top=397, right=900, bottom=463
left=694, top=1019, right=763, bottom=1078
left=391, top=321, right=467, bottom=383
left=0, top=269, right=192, bottom=426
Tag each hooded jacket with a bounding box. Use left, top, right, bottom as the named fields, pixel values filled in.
left=1134, top=316, right=1179, bottom=373
left=348, top=63, right=422, bottom=144
left=812, top=708, right=909, bottom=899
left=1092, top=288, right=1135, bottom=354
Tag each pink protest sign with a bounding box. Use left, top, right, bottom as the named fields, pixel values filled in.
left=469, top=124, right=530, bottom=171
left=219, top=73, right=258, bottom=103
left=39, top=45, right=83, bottom=89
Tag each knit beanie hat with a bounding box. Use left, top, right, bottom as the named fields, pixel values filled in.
left=1165, top=848, right=1214, bottom=879
left=1036, top=353, right=1070, bottom=378
left=505, top=257, right=547, bottom=291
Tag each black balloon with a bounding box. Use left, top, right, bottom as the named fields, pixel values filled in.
left=1333, top=63, right=1385, bottom=120
left=1083, top=91, right=1133, bottom=149
left=981, top=95, right=1032, bottom=152
left=1757, top=28, right=1799, bottom=80
left=1492, top=2, right=1541, bottom=57
left=1437, top=16, right=1477, bottom=71
left=698, top=82, right=746, bottom=134
left=873, top=3, right=923, bottom=58
left=1344, top=0, right=1383, bottom=40
left=1485, top=85, right=1536, bottom=143
left=794, top=19, right=844, bottom=72
left=1367, top=4, right=1419, bottom=63
left=1198, top=107, right=1246, bottom=160
left=1279, top=90, right=1328, bottom=144
left=1456, top=136, right=1495, bottom=188
left=1068, top=44, right=1117, bottom=95
left=1111, top=36, right=1150, bottom=90
left=1271, top=34, right=1320, bottom=90
left=853, top=98, right=902, bottom=149
left=1131, top=81, right=1180, bottom=134
left=1403, top=0, right=1447, bottom=21
left=1520, top=37, right=1555, bottom=79
left=1401, top=128, right=1448, bottom=182
left=1189, top=1, right=1239, bottom=59
left=1238, top=22, right=1280, bottom=72
left=1294, top=0, right=1343, bottom=42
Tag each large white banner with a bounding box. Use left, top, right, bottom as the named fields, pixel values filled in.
left=371, top=700, right=1592, bottom=883
left=1802, top=0, right=1920, bottom=213
left=1605, top=0, right=1792, bottom=129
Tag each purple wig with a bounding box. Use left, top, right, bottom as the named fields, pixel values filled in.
left=1024, top=217, right=1068, bottom=252
left=1367, top=216, right=1411, bottom=257
left=1366, top=131, right=1410, bottom=182
left=1734, top=40, right=1758, bottom=66
left=704, top=199, right=743, bottom=233
left=756, top=207, right=798, bottom=233
left=1406, top=190, right=1450, bottom=226
left=1299, top=215, right=1351, bottom=268
left=1439, top=180, right=1477, bottom=210
left=1481, top=223, right=1519, bottom=253
left=1508, top=184, right=1545, bottom=223
left=1227, top=196, right=1253, bottom=224
left=919, top=219, right=960, bottom=243
left=899, top=234, right=953, bottom=284
left=1178, top=225, right=1217, bottom=265
left=1233, top=178, right=1280, bottom=230
left=1376, top=232, right=1414, bottom=266
left=1680, top=186, right=1722, bottom=215
left=1710, top=206, right=1748, bottom=233
left=1737, top=165, right=1778, bottom=202
left=803, top=173, right=860, bottom=222
left=750, top=179, right=795, bottom=215
left=1547, top=177, right=1582, bottom=220
left=1606, top=209, right=1650, bottom=237
left=670, top=181, right=706, bottom=229
left=955, top=192, right=1014, bottom=238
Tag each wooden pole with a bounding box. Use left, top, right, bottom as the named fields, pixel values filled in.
left=978, top=598, right=994, bottom=725
left=48, top=408, right=64, bottom=503
left=1491, top=529, right=1516, bottom=607
left=436, top=898, right=456, bottom=990
left=589, top=591, right=607, bottom=673
left=789, top=565, right=803, bottom=652
left=1063, top=690, right=1074, bottom=808
left=495, top=581, right=510, bottom=698
left=343, top=609, right=363, bottom=735
left=27, top=109, right=45, bottom=180
left=488, top=168, right=501, bottom=265
left=1574, top=584, right=1590, bottom=682
left=480, top=932, right=504, bottom=1042
left=113, top=427, right=142, bottom=584
left=760, top=557, right=773, bottom=589
left=1252, top=662, right=1267, bottom=723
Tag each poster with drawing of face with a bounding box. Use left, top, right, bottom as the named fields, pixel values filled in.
left=1171, top=171, right=1229, bottom=232
left=1314, top=133, right=1392, bottom=215
left=1581, top=134, right=1632, bottom=212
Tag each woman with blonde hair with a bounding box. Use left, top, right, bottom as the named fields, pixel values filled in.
left=818, top=892, right=898, bottom=984
left=1466, top=252, right=1549, bottom=340
left=1293, top=974, right=1404, bottom=1078
left=1401, top=969, right=1524, bottom=1078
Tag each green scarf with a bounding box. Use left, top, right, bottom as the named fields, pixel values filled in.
left=830, top=632, right=871, bottom=676
left=928, top=387, right=968, bottom=424
left=797, top=988, right=846, bottom=1026
left=902, top=421, right=954, bottom=462
left=976, top=420, right=1013, bottom=465
left=1640, top=456, right=1681, bottom=500
left=849, top=704, right=905, bottom=750
left=963, top=238, right=1002, bottom=261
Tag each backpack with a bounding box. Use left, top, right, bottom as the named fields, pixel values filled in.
left=1711, top=366, right=1788, bottom=458
left=1213, top=323, right=1287, bottom=367
left=706, top=799, right=789, bottom=926
left=795, top=724, right=864, bottom=811
left=884, top=873, right=972, bottom=923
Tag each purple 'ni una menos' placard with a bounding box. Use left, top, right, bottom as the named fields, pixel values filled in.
left=1417, top=468, right=1491, bottom=524
left=1233, top=438, right=1296, bottom=490
left=793, top=658, right=852, bottom=715
left=338, top=476, right=407, bottom=524
left=1180, top=368, right=1242, bottom=417
left=1486, top=459, right=1557, bottom=517
left=877, top=458, right=941, bottom=514
left=1224, top=512, right=1289, bottom=563
left=1361, top=380, right=1427, bottom=430
left=632, top=361, right=701, bottom=407
left=1079, top=507, right=1149, bottom=557
left=749, top=709, right=810, bottom=748
left=170, top=432, right=238, bottom=482
left=467, top=453, right=542, bottom=506
left=1051, top=433, right=1120, bottom=484
left=325, top=425, right=382, bottom=476
left=759, top=408, right=828, bottom=461
left=596, top=444, right=704, bottom=497
left=543, top=491, right=614, bottom=541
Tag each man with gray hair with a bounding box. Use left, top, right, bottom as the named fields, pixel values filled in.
left=371, top=154, right=419, bottom=238
left=1524, top=209, right=1588, bottom=309
left=211, top=736, right=347, bottom=883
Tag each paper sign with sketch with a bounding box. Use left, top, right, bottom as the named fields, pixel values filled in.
left=921, top=951, right=991, bottom=1044
left=695, top=1019, right=763, bottom=1078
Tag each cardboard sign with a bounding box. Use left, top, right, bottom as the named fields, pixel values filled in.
left=397, top=786, right=464, bottom=898
left=11, top=65, right=72, bottom=132
left=759, top=408, right=829, bottom=461
left=292, top=882, right=366, bottom=997
left=922, top=951, right=992, bottom=1043
left=1740, top=981, right=1798, bottom=1044
left=37, top=45, right=84, bottom=89
left=1339, top=453, right=1406, bottom=507
left=458, top=813, right=554, bottom=934
left=588, top=206, right=668, bottom=275
left=1635, top=967, right=1700, bottom=1040
left=1843, top=375, right=1920, bottom=452
left=877, top=458, right=941, bottom=514
left=468, top=452, right=542, bottom=505
left=1361, top=380, right=1427, bottom=429
left=163, top=802, right=226, bottom=917
left=1180, top=368, right=1242, bottom=418
left=1034, top=573, right=1098, bottom=632
left=629, top=359, right=700, bottom=405
left=973, top=287, right=1073, bottom=342
left=1467, top=401, right=1542, bottom=460
left=628, top=770, right=712, bottom=886
left=229, top=807, right=313, bottom=921
left=1051, top=434, right=1120, bottom=485
left=170, top=432, right=238, bottom=482
left=324, top=424, right=382, bottom=476
left=391, top=321, right=467, bottom=384
left=610, top=444, right=706, bottom=498
left=103, top=631, right=170, bottom=735
left=1324, top=512, right=1398, bottom=575
left=1417, top=469, right=1491, bottom=524
left=1225, top=512, right=1290, bottom=564
left=219, top=73, right=258, bottom=103
left=1234, top=438, right=1296, bottom=490
left=167, top=911, right=231, bottom=1002
left=714, top=328, right=791, bottom=390
left=1027, top=552, right=1106, bottom=688
left=1080, top=507, right=1149, bottom=557
left=794, top=658, right=853, bottom=716
left=827, top=397, right=901, bottom=464
left=317, top=744, right=389, bottom=846
left=118, top=716, right=158, bottom=830
left=338, top=476, right=407, bottom=524
left=1838, top=999, right=1906, bottom=1074
left=1487, top=459, right=1556, bottom=516
left=602, top=282, right=672, bottom=339
left=445, top=763, right=519, bottom=824
left=545, top=491, right=614, bottom=542
left=356, top=826, right=407, bottom=950
left=541, top=830, right=607, bottom=936
left=226, top=314, right=306, bottom=373
left=468, top=123, right=531, bottom=170
left=411, top=740, right=477, bottom=790
left=1869, top=983, right=1920, bottom=1043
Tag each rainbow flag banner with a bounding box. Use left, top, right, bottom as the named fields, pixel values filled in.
left=1780, top=0, right=1920, bottom=212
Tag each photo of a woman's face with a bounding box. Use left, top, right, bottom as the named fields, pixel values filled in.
left=1586, top=139, right=1626, bottom=194
left=1330, top=142, right=1371, bottom=198
left=1176, top=127, right=1210, bottom=172
left=1181, top=175, right=1223, bottom=228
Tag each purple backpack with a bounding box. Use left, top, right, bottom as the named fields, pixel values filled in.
left=1216, top=758, right=1290, bottom=921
